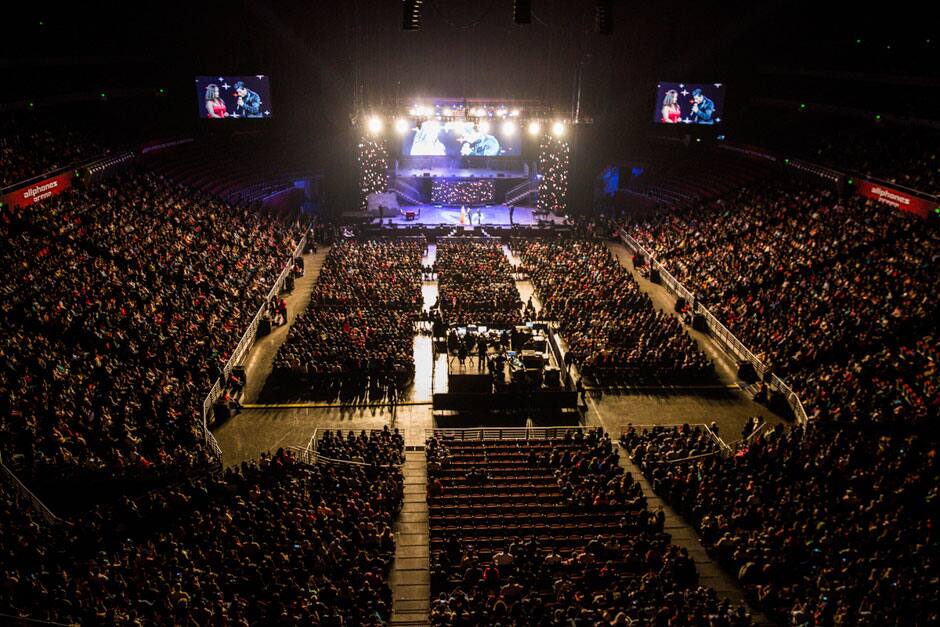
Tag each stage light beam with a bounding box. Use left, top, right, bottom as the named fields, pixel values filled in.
left=528, top=121, right=542, bottom=136
left=552, top=121, right=565, bottom=137
left=367, top=116, right=384, bottom=135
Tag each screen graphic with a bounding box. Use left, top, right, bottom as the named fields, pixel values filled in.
left=196, top=75, right=272, bottom=119
left=654, top=82, right=725, bottom=125
left=402, top=120, right=520, bottom=157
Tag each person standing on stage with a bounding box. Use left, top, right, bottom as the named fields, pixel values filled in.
left=509, top=204, right=514, bottom=224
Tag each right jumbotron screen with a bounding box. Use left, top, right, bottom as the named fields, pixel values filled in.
left=654, top=82, right=725, bottom=125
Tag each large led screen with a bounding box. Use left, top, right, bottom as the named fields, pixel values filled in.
left=196, top=75, right=272, bottom=119
left=654, top=82, right=725, bottom=125
left=402, top=120, right=520, bottom=157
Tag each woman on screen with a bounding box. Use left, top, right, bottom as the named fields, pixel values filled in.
left=205, top=84, right=228, bottom=118
left=410, top=121, right=446, bottom=156
left=661, top=90, right=681, bottom=123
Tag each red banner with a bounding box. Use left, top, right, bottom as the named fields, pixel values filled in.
left=856, top=179, right=937, bottom=219
left=1, top=171, right=75, bottom=209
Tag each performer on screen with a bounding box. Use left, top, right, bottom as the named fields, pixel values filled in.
left=205, top=84, right=228, bottom=118
left=690, top=88, right=716, bottom=124
left=661, top=89, right=681, bottom=123
left=233, top=81, right=263, bottom=118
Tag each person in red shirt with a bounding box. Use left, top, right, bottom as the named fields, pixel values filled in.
left=661, top=89, right=681, bottom=123
left=205, top=84, right=228, bottom=118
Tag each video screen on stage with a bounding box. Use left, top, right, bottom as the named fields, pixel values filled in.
left=196, top=75, right=272, bottom=119
left=402, top=120, right=520, bottom=157
left=654, top=82, right=725, bottom=125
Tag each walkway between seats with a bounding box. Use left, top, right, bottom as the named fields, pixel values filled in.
left=390, top=451, right=431, bottom=626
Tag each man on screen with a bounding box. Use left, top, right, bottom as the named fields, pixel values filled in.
left=690, top=88, right=716, bottom=124
left=233, top=81, right=263, bottom=118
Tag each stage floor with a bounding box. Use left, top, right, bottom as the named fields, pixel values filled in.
left=381, top=205, right=566, bottom=226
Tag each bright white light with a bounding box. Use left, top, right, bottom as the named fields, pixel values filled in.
left=527, top=121, right=542, bottom=136
left=474, top=107, right=486, bottom=117
left=478, top=120, right=491, bottom=134
left=442, top=107, right=453, bottom=117
left=367, top=116, right=383, bottom=135
left=497, top=108, right=508, bottom=117
left=502, top=120, right=517, bottom=135
left=394, top=118, right=410, bottom=134
left=511, top=108, right=520, bottom=117
left=552, top=121, right=565, bottom=137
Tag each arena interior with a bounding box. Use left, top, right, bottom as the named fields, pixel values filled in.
left=1, top=2, right=938, bottom=626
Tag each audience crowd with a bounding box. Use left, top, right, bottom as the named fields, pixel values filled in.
left=433, top=241, right=523, bottom=328
left=1, top=448, right=404, bottom=625
left=315, top=426, right=406, bottom=466
left=272, top=239, right=423, bottom=388
left=0, top=172, right=300, bottom=476
left=0, top=119, right=106, bottom=187
left=520, top=240, right=713, bottom=385
left=626, top=182, right=938, bottom=425
left=621, top=423, right=939, bottom=626
left=428, top=429, right=753, bottom=626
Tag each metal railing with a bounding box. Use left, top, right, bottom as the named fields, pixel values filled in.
left=618, top=229, right=810, bottom=425
left=202, top=232, right=308, bottom=449
left=426, top=426, right=597, bottom=441
left=0, top=453, right=63, bottom=525
left=505, top=180, right=538, bottom=206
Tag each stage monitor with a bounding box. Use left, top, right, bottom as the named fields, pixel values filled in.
left=196, top=75, right=272, bottom=119
left=654, top=82, right=724, bottom=125
left=403, top=120, right=520, bottom=157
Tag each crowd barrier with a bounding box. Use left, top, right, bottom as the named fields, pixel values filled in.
left=201, top=232, right=309, bottom=451
left=618, top=229, right=810, bottom=425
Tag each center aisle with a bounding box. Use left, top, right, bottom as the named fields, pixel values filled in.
left=390, top=451, right=432, bottom=626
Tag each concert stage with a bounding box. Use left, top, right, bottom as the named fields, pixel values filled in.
left=381, top=204, right=567, bottom=227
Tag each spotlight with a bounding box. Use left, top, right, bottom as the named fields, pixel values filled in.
left=403, top=0, right=423, bottom=30
left=502, top=120, right=517, bottom=135
left=367, top=116, right=383, bottom=135
left=528, top=121, right=542, bottom=136
left=478, top=120, right=491, bottom=134
left=394, top=118, right=410, bottom=134
left=552, top=121, right=565, bottom=137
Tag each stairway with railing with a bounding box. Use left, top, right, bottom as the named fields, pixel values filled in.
left=504, top=178, right=538, bottom=206
left=393, top=179, right=424, bottom=205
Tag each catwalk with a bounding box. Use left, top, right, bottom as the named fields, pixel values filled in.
left=378, top=204, right=567, bottom=226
